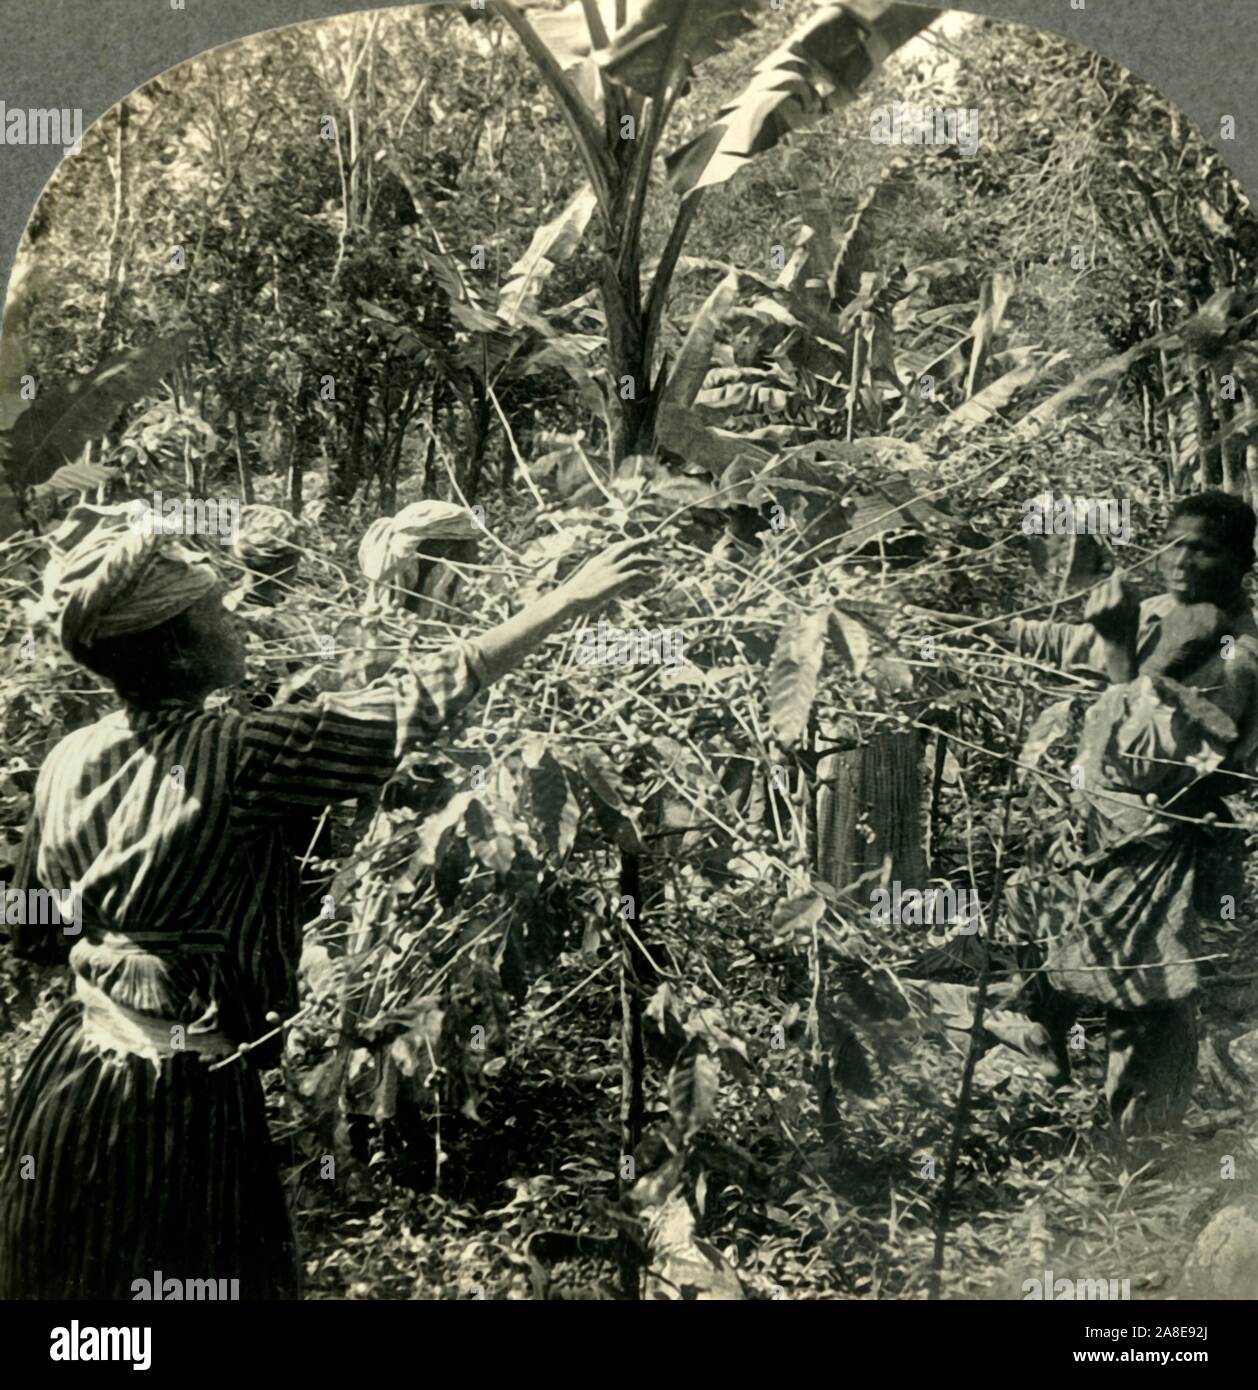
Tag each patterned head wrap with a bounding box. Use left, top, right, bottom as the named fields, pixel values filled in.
left=358, top=501, right=480, bottom=614
left=231, top=504, right=302, bottom=573
left=35, top=503, right=219, bottom=659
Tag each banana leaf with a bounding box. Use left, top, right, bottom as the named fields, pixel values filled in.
left=660, top=268, right=740, bottom=412
left=0, top=330, right=193, bottom=490
left=665, top=1, right=936, bottom=197
left=497, top=184, right=598, bottom=326
left=598, top=0, right=758, bottom=97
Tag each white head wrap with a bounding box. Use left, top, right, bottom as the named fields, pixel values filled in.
left=357, top=501, right=480, bottom=614
left=231, top=504, right=301, bottom=571
left=35, top=503, right=219, bottom=658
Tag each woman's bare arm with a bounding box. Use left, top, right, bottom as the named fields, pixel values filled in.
left=475, top=537, right=654, bottom=685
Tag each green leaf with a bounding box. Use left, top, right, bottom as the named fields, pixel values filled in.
left=664, top=2, right=935, bottom=198
left=646, top=982, right=680, bottom=1034
left=947, top=362, right=1038, bottom=431
left=828, top=609, right=870, bottom=679
left=512, top=0, right=614, bottom=68
left=668, top=1042, right=720, bottom=1140
left=412, top=790, right=476, bottom=871
left=497, top=184, right=598, bottom=326
left=818, top=1005, right=875, bottom=1097
left=962, top=272, right=1014, bottom=399
left=655, top=401, right=773, bottom=474
left=0, top=331, right=193, bottom=490
left=865, top=655, right=913, bottom=694
left=1016, top=328, right=1180, bottom=433
left=684, top=1007, right=752, bottom=1082
left=465, top=797, right=517, bottom=876
left=660, top=269, right=739, bottom=413
left=769, top=608, right=829, bottom=749
left=388, top=1000, right=446, bottom=1080
left=771, top=890, right=826, bottom=939
left=597, top=0, right=758, bottom=97
left=0, top=473, right=23, bottom=538
left=528, top=751, right=580, bottom=860
left=828, top=157, right=911, bottom=303
left=578, top=748, right=643, bottom=851
left=415, top=244, right=504, bottom=336
left=31, top=458, right=115, bottom=498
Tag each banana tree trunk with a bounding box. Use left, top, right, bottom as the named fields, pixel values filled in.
left=602, top=255, right=656, bottom=461
left=1195, top=366, right=1221, bottom=485
left=1215, top=364, right=1244, bottom=496
left=816, top=730, right=925, bottom=896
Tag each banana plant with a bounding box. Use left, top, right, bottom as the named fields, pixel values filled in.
left=0, top=263, right=194, bottom=506
left=367, top=165, right=608, bottom=497
left=462, top=0, right=937, bottom=462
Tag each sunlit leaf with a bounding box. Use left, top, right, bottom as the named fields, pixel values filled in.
left=465, top=796, right=517, bottom=875
left=769, top=608, right=829, bottom=749
left=665, top=2, right=935, bottom=198
left=828, top=608, right=870, bottom=678
left=498, top=184, right=598, bottom=326
left=661, top=269, right=739, bottom=412
left=668, top=1042, right=720, bottom=1140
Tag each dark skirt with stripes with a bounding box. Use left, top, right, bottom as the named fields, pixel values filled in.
left=0, top=1001, right=300, bottom=1300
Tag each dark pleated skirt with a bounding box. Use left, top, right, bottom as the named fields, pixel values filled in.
left=0, top=1001, right=300, bottom=1300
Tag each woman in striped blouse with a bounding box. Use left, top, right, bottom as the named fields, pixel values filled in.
left=0, top=503, right=651, bottom=1299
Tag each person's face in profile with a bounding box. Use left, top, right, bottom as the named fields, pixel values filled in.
left=185, top=589, right=247, bottom=690
left=1158, top=515, right=1244, bottom=606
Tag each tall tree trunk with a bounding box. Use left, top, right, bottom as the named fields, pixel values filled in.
left=616, top=848, right=658, bottom=1299
left=1195, top=366, right=1221, bottom=485
left=601, top=255, right=655, bottom=463
left=230, top=407, right=253, bottom=503
left=97, top=100, right=130, bottom=359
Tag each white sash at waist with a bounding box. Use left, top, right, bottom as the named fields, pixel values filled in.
left=75, top=975, right=239, bottom=1064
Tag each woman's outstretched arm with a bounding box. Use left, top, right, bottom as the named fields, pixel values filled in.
left=230, top=536, right=655, bottom=815
left=476, top=537, right=653, bottom=685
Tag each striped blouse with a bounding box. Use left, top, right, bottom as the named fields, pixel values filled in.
left=5, top=639, right=487, bottom=1062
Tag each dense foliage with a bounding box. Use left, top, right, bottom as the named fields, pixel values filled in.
left=3, top=3, right=1258, bottom=1299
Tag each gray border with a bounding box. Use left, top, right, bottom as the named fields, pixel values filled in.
left=0, top=0, right=1255, bottom=302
